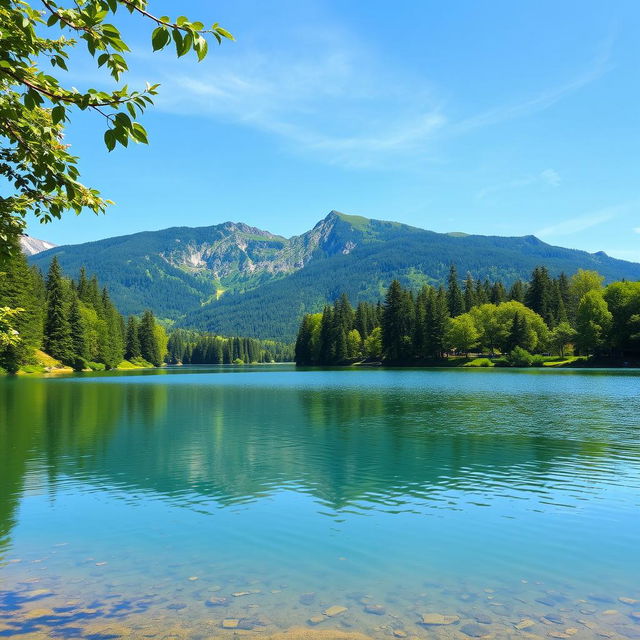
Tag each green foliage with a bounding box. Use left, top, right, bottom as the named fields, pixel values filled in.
left=30, top=212, right=640, bottom=341
left=506, top=346, right=534, bottom=367
left=575, top=290, right=612, bottom=356
left=0, top=0, right=232, bottom=257
left=446, top=314, right=479, bottom=355
left=166, top=328, right=293, bottom=365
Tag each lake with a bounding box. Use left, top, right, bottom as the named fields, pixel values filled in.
left=1, top=365, right=639, bottom=639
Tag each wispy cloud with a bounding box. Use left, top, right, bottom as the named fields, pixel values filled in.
left=147, top=29, right=612, bottom=169
left=476, top=168, right=561, bottom=200
left=536, top=202, right=633, bottom=238
left=634, top=227, right=640, bottom=234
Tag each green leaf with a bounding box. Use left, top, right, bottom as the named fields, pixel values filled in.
left=172, top=29, right=183, bottom=56
left=104, top=129, right=116, bottom=152
left=151, top=26, right=170, bottom=51
left=51, top=105, right=65, bottom=124
left=131, top=123, right=148, bottom=144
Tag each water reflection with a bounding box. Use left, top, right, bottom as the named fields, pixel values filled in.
left=0, top=368, right=639, bottom=639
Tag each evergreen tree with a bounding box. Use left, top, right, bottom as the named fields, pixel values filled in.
left=447, top=265, right=465, bottom=317
left=68, top=294, right=86, bottom=362
left=427, top=287, right=449, bottom=358
left=506, top=311, right=529, bottom=351
left=509, top=280, right=525, bottom=303
left=125, top=316, right=142, bottom=360
left=463, top=273, right=476, bottom=311
left=139, top=310, right=161, bottom=366
left=490, top=281, right=507, bottom=304
left=44, top=256, right=73, bottom=364
left=525, top=266, right=553, bottom=325
left=382, top=280, right=405, bottom=362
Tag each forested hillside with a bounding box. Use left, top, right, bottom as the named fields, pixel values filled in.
left=295, top=267, right=640, bottom=366
left=30, top=211, right=640, bottom=341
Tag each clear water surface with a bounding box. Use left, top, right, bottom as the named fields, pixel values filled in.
left=1, top=365, right=639, bottom=639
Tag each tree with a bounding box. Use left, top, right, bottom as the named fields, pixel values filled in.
left=447, top=265, right=465, bottom=317
left=363, top=327, right=383, bottom=360
left=575, top=290, right=612, bottom=356
left=506, top=311, right=529, bottom=352
left=509, top=280, right=525, bottom=303
left=382, top=280, right=406, bottom=362
left=525, top=266, right=553, bottom=326
left=463, top=273, right=476, bottom=312
left=68, top=294, right=86, bottom=361
left=0, top=1, right=233, bottom=259
left=445, top=314, right=479, bottom=356
left=603, top=281, right=640, bottom=356
left=0, top=306, right=23, bottom=373
left=427, top=287, right=449, bottom=358
left=44, top=256, right=72, bottom=363
left=569, top=270, right=604, bottom=319
left=139, top=309, right=161, bottom=366
left=125, top=315, right=141, bottom=360
left=346, top=329, right=362, bottom=360
left=549, top=322, right=577, bottom=357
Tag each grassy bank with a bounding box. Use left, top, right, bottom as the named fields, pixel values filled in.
left=0, top=350, right=157, bottom=376
left=355, top=355, right=639, bottom=369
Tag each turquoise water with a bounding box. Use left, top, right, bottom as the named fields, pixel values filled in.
left=1, top=365, right=640, bottom=639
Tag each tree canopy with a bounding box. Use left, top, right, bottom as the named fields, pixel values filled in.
left=0, top=0, right=233, bottom=258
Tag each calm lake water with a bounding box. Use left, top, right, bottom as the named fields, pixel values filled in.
left=1, top=365, right=639, bottom=640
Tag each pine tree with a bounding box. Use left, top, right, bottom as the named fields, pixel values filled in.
left=139, top=310, right=161, bottom=366
left=509, top=280, right=525, bottom=303
left=44, top=256, right=73, bottom=364
left=463, top=273, right=476, bottom=311
left=427, top=287, right=449, bottom=358
left=68, top=294, right=86, bottom=362
left=447, top=265, right=465, bottom=317
left=490, top=281, right=507, bottom=304
left=125, top=316, right=141, bottom=360
left=507, top=311, right=529, bottom=351
left=525, top=266, right=553, bottom=325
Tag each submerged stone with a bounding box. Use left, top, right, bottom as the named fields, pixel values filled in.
left=474, top=613, right=492, bottom=624
left=308, top=616, right=325, bottom=625
left=299, top=593, right=316, bottom=605
left=514, top=618, right=536, bottom=630
left=222, top=618, right=239, bottom=628
left=323, top=606, right=347, bottom=617
left=207, top=596, right=230, bottom=607
left=420, top=613, right=460, bottom=625
left=620, top=597, right=640, bottom=605
left=460, top=623, right=489, bottom=637
left=363, top=604, right=385, bottom=615
left=266, top=629, right=373, bottom=640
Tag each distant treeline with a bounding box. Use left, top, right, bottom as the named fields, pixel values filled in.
left=0, top=249, right=167, bottom=373
left=295, top=266, right=640, bottom=365
left=166, top=329, right=293, bottom=365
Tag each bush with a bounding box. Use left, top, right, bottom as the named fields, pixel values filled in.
left=506, top=346, right=533, bottom=367
left=530, top=354, right=545, bottom=367
left=72, top=356, right=89, bottom=372
left=463, top=357, right=494, bottom=367
left=86, top=361, right=106, bottom=371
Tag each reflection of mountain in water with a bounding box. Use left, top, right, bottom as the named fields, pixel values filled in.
left=1, top=370, right=623, bottom=556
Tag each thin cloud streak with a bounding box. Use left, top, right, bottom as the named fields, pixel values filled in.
left=150, top=29, right=612, bottom=169
left=535, top=202, right=634, bottom=238
left=476, top=169, right=561, bottom=201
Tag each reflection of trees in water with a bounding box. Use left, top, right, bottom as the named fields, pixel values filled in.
left=0, top=376, right=620, bottom=552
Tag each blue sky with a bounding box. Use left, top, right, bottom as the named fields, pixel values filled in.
left=25, top=0, right=640, bottom=261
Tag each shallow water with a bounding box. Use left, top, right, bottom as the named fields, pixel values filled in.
left=1, top=365, right=639, bottom=639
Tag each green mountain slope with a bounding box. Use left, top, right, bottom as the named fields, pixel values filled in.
left=31, top=211, right=640, bottom=338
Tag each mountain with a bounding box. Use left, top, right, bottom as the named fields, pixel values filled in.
left=20, top=235, right=56, bottom=256
left=30, top=211, right=640, bottom=341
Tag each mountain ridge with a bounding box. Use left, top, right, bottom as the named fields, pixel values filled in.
left=30, top=211, right=640, bottom=340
